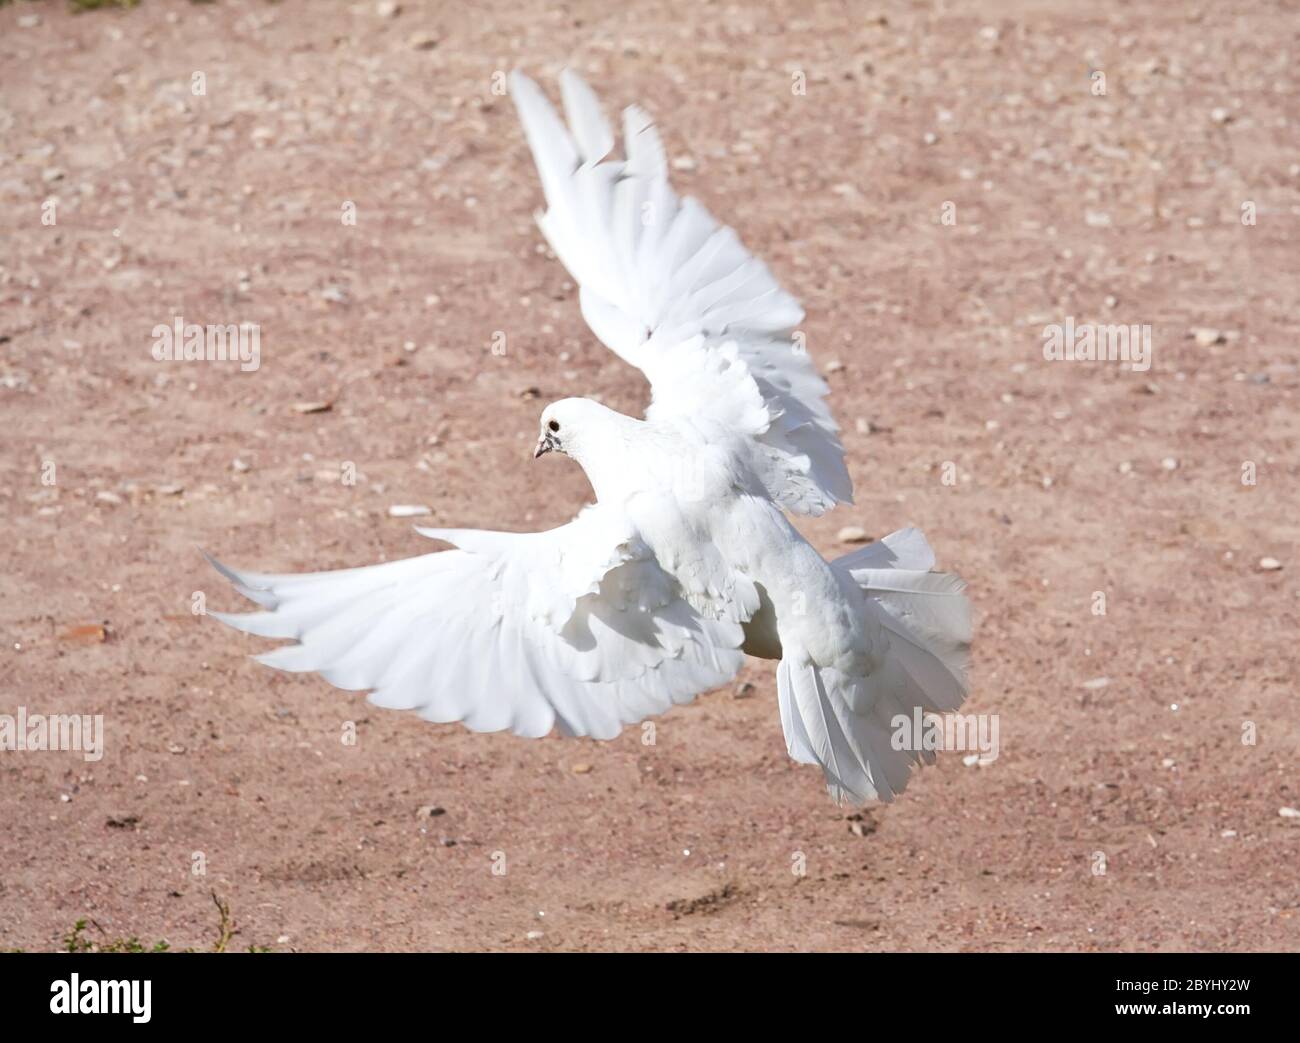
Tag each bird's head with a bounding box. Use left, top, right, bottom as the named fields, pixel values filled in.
left=533, top=397, right=620, bottom=462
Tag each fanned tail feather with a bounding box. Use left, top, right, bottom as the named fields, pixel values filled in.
left=776, top=528, right=971, bottom=803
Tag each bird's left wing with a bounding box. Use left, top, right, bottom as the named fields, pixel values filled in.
left=510, top=70, right=852, bottom=516
left=208, top=506, right=744, bottom=739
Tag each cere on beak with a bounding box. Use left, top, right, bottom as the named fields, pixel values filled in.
left=533, top=429, right=556, bottom=459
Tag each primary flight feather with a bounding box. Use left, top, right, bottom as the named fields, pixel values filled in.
left=210, top=71, right=971, bottom=804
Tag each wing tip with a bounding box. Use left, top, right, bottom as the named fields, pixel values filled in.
left=203, top=549, right=279, bottom=608
left=507, top=68, right=537, bottom=96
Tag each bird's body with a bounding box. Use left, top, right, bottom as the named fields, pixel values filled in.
left=557, top=398, right=869, bottom=668
left=209, top=72, right=971, bottom=804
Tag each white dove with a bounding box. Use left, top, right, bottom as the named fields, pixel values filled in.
left=209, top=71, right=970, bottom=804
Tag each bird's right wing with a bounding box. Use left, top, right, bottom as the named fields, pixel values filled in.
left=207, top=505, right=745, bottom=740
left=510, top=70, right=853, bottom=516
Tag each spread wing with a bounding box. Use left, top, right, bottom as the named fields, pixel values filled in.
left=207, top=505, right=745, bottom=740
left=510, top=70, right=853, bottom=516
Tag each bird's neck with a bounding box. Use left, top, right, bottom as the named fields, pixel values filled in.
left=570, top=411, right=641, bottom=504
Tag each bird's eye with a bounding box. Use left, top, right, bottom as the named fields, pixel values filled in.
left=548, top=420, right=560, bottom=433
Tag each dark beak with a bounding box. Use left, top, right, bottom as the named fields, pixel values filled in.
left=533, top=432, right=555, bottom=459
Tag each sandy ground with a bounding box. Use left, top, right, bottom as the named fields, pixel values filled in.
left=1, top=0, right=1297, bottom=952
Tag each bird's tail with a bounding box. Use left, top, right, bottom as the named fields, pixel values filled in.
left=776, top=528, right=971, bottom=804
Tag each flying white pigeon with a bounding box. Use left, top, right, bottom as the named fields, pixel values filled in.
left=209, top=71, right=971, bottom=804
